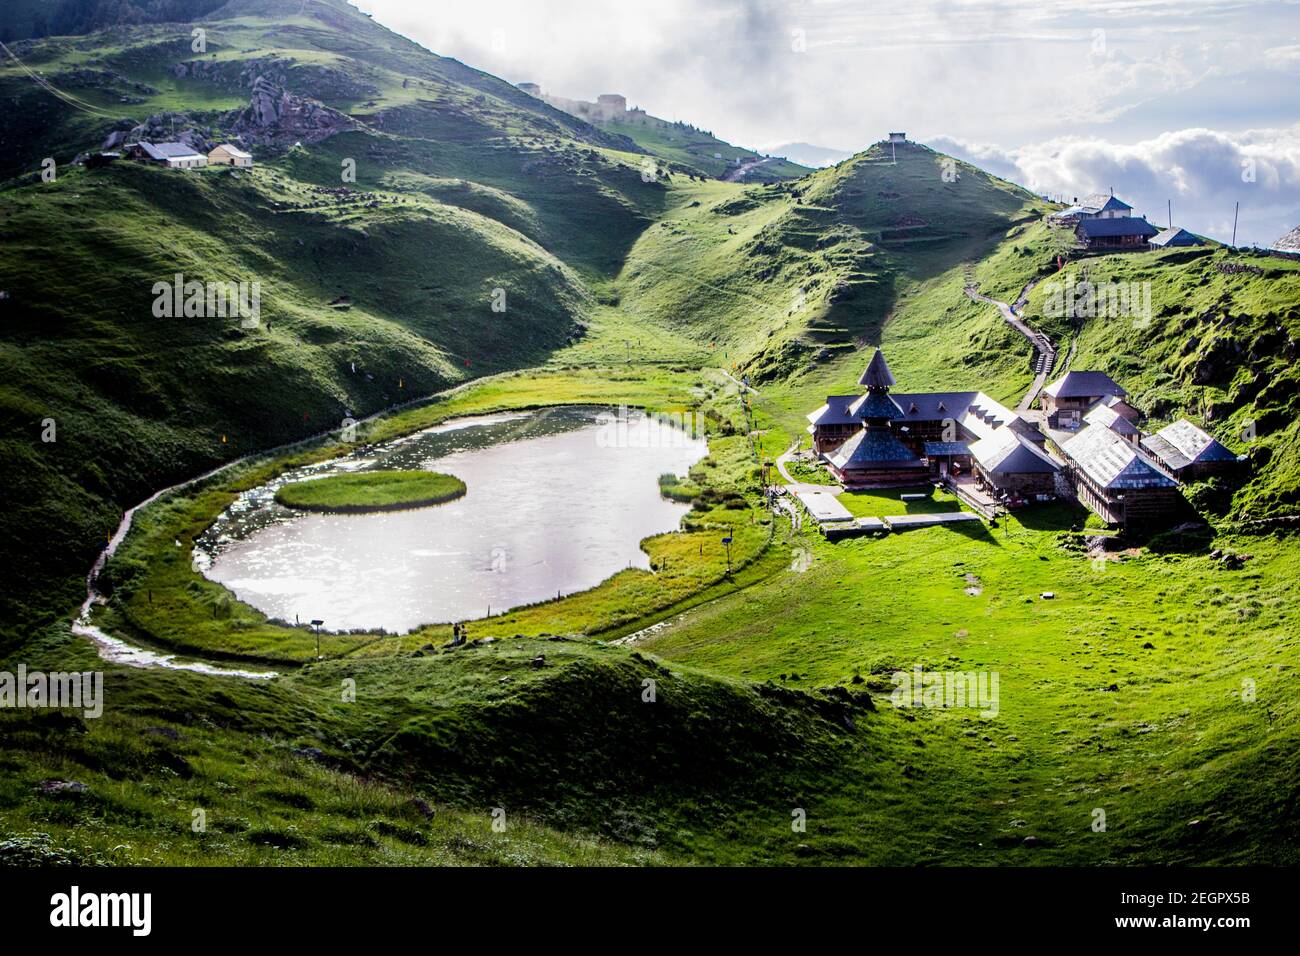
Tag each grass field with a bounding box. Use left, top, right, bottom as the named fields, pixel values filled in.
left=2, top=0, right=1299, bottom=869
left=274, top=470, right=466, bottom=512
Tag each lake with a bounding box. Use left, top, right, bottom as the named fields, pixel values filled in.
left=198, top=406, right=708, bottom=633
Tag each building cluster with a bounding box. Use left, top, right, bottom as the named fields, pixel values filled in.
left=1049, top=192, right=1204, bottom=252
left=807, top=351, right=1241, bottom=531
left=516, top=84, right=650, bottom=125
left=119, top=141, right=254, bottom=170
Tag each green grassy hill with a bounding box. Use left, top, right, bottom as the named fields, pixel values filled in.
left=0, top=0, right=676, bottom=632
left=590, top=113, right=809, bottom=183
left=3, top=0, right=1300, bottom=870
left=616, top=141, right=1052, bottom=382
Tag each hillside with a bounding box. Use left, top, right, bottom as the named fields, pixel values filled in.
left=591, top=113, right=810, bottom=183
left=0, top=0, right=676, bottom=632
left=2, top=0, right=1300, bottom=872
left=617, top=140, right=1053, bottom=383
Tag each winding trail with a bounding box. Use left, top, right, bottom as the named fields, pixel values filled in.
left=722, top=156, right=774, bottom=182
left=964, top=278, right=1056, bottom=410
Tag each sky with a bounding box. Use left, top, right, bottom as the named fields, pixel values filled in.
left=353, top=0, right=1300, bottom=246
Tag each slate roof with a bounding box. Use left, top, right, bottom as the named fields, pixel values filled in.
left=969, top=429, right=1059, bottom=475
left=924, top=442, right=971, bottom=457
left=1084, top=403, right=1139, bottom=436
left=857, top=390, right=904, bottom=420
left=1077, top=217, right=1159, bottom=239
left=1079, top=193, right=1132, bottom=214
left=807, top=396, right=860, bottom=427
left=858, top=350, right=896, bottom=389
left=1141, top=420, right=1238, bottom=472
left=139, top=141, right=204, bottom=160
left=1044, top=370, right=1127, bottom=400
left=1063, top=426, right=1176, bottom=490
left=828, top=428, right=924, bottom=471
left=1150, top=227, right=1203, bottom=248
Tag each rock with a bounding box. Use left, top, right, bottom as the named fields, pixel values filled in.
left=1104, top=683, right=1119, bottom=692
left=530, top=654, right=546, bottom=669
left=38, top=780, right=88, bottom=795
left=144, top=726, right=182, bottom=740
left=1041, top=591, right=1056, bottom=600
left=291, top=746, right=326, bottom=763
left=408, top=797, right=435, bottom=819
left=1022, top=835, right=1042, bottom=847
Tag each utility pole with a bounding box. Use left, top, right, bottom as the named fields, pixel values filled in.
left=1167, top=199, right=1172, bottom=230
left=1232, top=201, right=1240, bottom=248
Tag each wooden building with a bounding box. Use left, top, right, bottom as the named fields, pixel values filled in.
left=808, top=349, right=1060, bottom=494
left=1149, top=227, right=1204, bottom=249
left=1083, top=403, right=1140, bottom=444
left=1141, top=419, right=1240, bottom=482
left=1041, top=370, right=1127, bottom=429
left=1061, top=425, right=1182, bottom=530
left=1076, top=216, right=1158, bottom=251
left=968, top=428, right=1059, bottom=498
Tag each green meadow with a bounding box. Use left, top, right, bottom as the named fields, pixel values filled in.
left=1, top=0, right=1297, bottom=867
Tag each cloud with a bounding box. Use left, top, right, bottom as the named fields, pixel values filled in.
left=356, top=0, right=1300, bottom=152
left=929, top=127, right=1300, bottom=247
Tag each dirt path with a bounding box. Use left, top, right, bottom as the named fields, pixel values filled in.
left=722, top=156, right=773, bottom=183
left=964, top=279, right=1056, bottom=410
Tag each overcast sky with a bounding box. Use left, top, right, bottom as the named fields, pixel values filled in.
left=354, top=0, right=1300, bottom=246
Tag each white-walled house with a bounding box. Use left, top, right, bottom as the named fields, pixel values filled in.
left=208, top=144, right=254, bottom=167
left=127, top=142, right=207, bottom=169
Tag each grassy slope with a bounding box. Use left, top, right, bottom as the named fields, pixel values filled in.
left=2, top=0, right=1299, bottom=869
left=1021, top=245, right=1300, bottom=520
left=592, top=114, right=809, bottom=183
left=0, top=0, right=677, bottom=633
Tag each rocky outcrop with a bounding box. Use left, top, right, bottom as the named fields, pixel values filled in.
left=102, top=113, right=217, bottom=153
left=1272, top=226, right=1300, bottom=254
left=172, top=57, right=378, bottom=102
left=225, top=75, right=360, bottom=147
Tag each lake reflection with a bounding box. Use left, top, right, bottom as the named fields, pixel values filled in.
left=199, top=407, right=707, bottom=633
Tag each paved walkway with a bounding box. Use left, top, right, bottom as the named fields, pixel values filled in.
left=965, top=280, right=1057, bottom=410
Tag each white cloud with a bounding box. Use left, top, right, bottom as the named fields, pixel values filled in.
left=929, top=127, right=1300, bottom=247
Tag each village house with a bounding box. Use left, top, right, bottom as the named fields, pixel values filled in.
left=1083, top=402, right=1140, bottom=444
left=208, top=143, right=254, bottom=167
left=1051, top=192, right=1133, bottom=222
left=1076, top=215, right=1159, bottom=251
left=1141, top=419, right=1240, bottom=482
left=888, top=132, right=907, bottom=143
left=1059, top=425, right=1182, bottom=529
left=126, top=142, right=207, bottom=169
left=807, top=350, right=1060, bottom=500
left=1049, top=191, right=1159, bottom=251
left=1041, top=370, right=1128, bottom=429
left=1149, top=227, right=1205, bottom=249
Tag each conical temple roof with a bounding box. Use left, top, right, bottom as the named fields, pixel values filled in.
left=858, top=349, right=896, bottom=389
